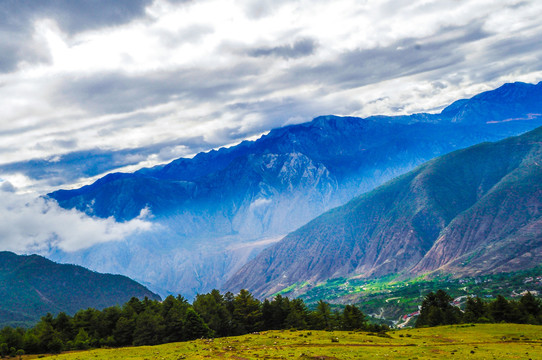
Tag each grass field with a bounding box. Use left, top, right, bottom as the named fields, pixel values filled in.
left=29, top=324, right=541, bottom=359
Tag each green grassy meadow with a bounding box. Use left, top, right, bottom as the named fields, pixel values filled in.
left=29, top=324, right=541, bottom=360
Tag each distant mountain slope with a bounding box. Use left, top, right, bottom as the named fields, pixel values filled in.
left=226, top=126, right=542, bottom=297
left=0, top=252, right=160, bottom=327
left=47, top=81, right=542, bottom=297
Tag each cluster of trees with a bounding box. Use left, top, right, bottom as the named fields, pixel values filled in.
left=416, top=289, right=542, bottom=327
left=3, top=287, right=538, bottom=355
left=0, top=289, right=387, bottom=355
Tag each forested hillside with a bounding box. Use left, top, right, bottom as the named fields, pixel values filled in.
left=0, top=252, right=159, bottom=328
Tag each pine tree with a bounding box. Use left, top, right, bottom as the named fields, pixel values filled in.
left=193, top=289, right=232, bottom=337
left=72, top=328, right=90, bottom=350
left=132, top=310, right=164, bottom=346
left=416, top=290, right=460, bottom=327
left=232, top=289, right=262, bottom=334
left=463, top=297, right=488, bottom=323
left=164, top=301, right=188, bottom=342
left=341, top=305, right=366, bottom=330
left=53, top=312, right=74, bottom=343
left=184, top=308, right=211, bottom=340
left=489, top=295, right=514, bottom=323
left=267, top=295, right=290, bottom=330
left=284, top=299, right=308, bottom=329
left=113, top=316, right=135, bottom=346
left=518, top=292, right=541, bottom=324
left=310, top=300, right=334, bottom=330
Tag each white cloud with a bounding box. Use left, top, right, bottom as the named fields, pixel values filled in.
left=249, top=198, right=272, bottom=211
left=0, top=0, right=542, bottom=192
left=0, top=188, right=152, bottom=253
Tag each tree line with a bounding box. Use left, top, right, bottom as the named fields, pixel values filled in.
left=416, top=289, right=542, bottom=327
left=1, top=288, right=540, bottom=356
left=0, top=289, right=387, bottom=356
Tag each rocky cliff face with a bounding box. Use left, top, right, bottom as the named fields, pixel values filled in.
left=226, top=127, right=542, bottom=297
left=48, top=81, right=542, bottom=297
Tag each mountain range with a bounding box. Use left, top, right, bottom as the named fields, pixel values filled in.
left=226, top=125, right=542, bottom=297
left=48, top=81, right=542, bottom=297
left=0, top=251, right=160, bottom=327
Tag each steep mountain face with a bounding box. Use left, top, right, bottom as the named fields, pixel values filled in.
left=0, top=251, right=160, bottom=327
left=226, top=126, right=542, bottom=298
left=48, top=81, right=542, bottom=297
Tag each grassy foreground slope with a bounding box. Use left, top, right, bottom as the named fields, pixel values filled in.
left=36, top=324, right=541, bottom=360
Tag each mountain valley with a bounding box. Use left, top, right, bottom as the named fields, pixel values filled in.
left=48, top=81, right=542, bottom=298
left=227, top=125, right=542, bottom=298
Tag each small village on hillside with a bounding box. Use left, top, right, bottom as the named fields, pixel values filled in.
left=395, top=274, right=542, bottom=328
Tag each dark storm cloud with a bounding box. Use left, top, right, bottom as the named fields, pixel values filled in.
left=248, top=38, right=317, bottom=59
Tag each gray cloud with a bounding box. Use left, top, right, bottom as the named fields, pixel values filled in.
left=157, top=24, right=215, bottom=48
left=243, top=0, right=293, bottom=19
left=0, top=148, right=145, bottom=185
left=1, top=147, right=160, bottom=186
left=0, top=0, right=152, bottom=34
left=57, top=62, right=264, bottom=115
left=0, top=29, right=51, bottom=72
left=0, top=181, right=16, bottom=193
left=486, top=32, right=542, bottom=63
left=279, top=22, right=491, bottom=92
left=248, top=38, right=317, bottom=59
left=0, top=0, right=152, bottom=72
left=32, top=17, right=540, bottom=183
left=0, top=134, right=244, bottom=189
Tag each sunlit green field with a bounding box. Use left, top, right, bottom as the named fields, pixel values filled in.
left=31, top=324, right=541, bottom=359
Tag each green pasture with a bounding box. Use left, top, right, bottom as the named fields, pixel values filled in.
left=30, top=323, right=541, bottom=360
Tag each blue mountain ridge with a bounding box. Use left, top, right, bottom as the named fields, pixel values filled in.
left=48, top=81, right=542, bottom=298
left=226, top=124, right=542, bottom=298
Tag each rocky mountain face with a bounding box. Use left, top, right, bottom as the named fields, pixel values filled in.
left=0, top=251, right=160, bottom=327
left=48, top=81, right=542, bottom=297
left=226, top=126, right=542, bottom=298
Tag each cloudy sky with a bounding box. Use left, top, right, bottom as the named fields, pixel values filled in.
left=1, top=0, right=542, bottom=253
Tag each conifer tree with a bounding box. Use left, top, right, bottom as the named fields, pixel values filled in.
left=341, top=305, right=366, bottom=330
left=233, top=289, right=262, bottom=334
left=416, top=289, right=461, bottom=327
left=132, top=310, right=164, bottom=346
left=463, top=297, right=488, bottom=323
left=184, top=308, right=212, bottom=340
